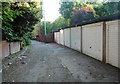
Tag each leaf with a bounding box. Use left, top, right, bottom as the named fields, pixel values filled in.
left=8, top=17, right=14, bottom=22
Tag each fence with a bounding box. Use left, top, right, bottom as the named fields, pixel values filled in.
left=0, top=40, right=21, bottom=58
left=35, top=33, right=54, bottom=43
left=54, top=19, right=119, bottom=68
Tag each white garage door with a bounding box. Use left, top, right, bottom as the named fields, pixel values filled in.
left=71, top=27, right=81, bottom=52
left=64, top=28, right=70, bottom=47
left=106, top=20, right=119, bottom=68
left=60, top=29, right=64, bottom=45
left=56, top=32, right=60, bottom=44
left=54, top=32, right=57, bottom=43
left=82, top=22, right=103, bottom=61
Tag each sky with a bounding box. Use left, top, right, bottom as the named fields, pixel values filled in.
left=42, top=0, right=61, bottom=22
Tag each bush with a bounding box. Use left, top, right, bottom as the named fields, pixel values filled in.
left=2, top=2, right=42, bottom=46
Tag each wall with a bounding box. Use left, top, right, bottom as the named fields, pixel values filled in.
left=0, top=41, right=2, bottom=59
left=2, top=41, right=9, bottom=58
left=106, top=20, right=119, bottom=68
left=82, top=22, right=103, bottom=61
left=60, top=29, right=64, bottom=45
left=54, top=32, right=57, bottom=43
left=10, top=42, right=20, bottom=54
left=54, top=20, right=119, bottom=68
left=64, top=28, right=71, bottom=47
left=71, top=27, right=81, bottom=52
left=0, top=41, right=21, bottom=58
left=56, top=32, right=60, bottom=44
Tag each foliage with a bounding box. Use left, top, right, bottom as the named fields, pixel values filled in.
left=2, top=2, right=42, bottom=46
left=93, top=2, right=120, bottom=17
left=70, top=9, right=94, bottom=26
left=59, top=1, right=88, bottom=19
left=40, top=16, right=69, bottom=35
left=51, top=16, right=69, bottom=29
left=59, top=1, right=95, bottom=26
left=59, top=1, right=120, bottom=27
left=59, top=2, right=74, bottom=19
left=40, top=21, right=52, bottom=35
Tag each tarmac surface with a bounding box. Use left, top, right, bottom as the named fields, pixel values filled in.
left=2, top=40, right=119, bottom=82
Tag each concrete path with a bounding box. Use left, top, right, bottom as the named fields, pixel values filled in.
left=2, top=40, right=119, bottom=82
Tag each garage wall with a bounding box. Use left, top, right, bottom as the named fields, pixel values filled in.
left=64, top=28, right=70, bottom=47
left=56, top=32, right=60, bottom=44
left=106, top=20, right=119, bottom=68
left=71, top=27, right=81, bottom=52
left=60, top=29, right=64, bottom=45
left=82, top=22, right=103, bottom=61
left=54, top=32, right=57, bottom=43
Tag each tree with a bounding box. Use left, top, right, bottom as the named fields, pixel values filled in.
left=70, top=6, right=94, bottom=26
left=59, top=2, right=74, bottom=19
left=39, top=21, right=52, bottom=35
left=59, top=1, right=120, bottom=27
left=40, top=16, right=69, bottom=35
left=93, top=2, right=120, bottom=17
left=2, top=2, right=42, bottom=46
left=59, top=1, right=95, bottom=26
left=52, top=16, right=69, bottom=29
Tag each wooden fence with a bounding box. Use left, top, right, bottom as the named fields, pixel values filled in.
left=35, top=33, right=54, bottom=43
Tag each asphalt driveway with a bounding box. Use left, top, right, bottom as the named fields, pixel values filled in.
left=2, top=40, right=119, bottom=82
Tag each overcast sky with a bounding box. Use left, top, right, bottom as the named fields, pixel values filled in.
left=42, top=0, right=61, bottom=22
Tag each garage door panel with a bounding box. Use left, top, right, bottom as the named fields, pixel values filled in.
left=56, top=32, right=60, bottom=44
left=54, top=33, right=57, bottom=43
left=82, top=22, right=103, bottom=61
left=64, top=29, right=70, bottom=47
left=106, top=20, right=119, bottom=68
left=71, top=27, right=81, bottom=52
left=60, top=30, right=64, bottom=45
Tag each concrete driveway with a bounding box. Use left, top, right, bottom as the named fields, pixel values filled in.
left=2, top=40, right=119, bottom=82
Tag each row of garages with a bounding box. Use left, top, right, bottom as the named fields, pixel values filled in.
left=54, top=20, right=119, bottom=68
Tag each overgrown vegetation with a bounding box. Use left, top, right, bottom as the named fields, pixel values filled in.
left=2, top=2, right=42, bottom=46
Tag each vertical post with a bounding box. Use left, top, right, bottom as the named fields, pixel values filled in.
left=102, top=22, right=106, bottom=63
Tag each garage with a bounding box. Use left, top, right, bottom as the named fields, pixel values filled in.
left=82, top=22, right=103, bottom=61
left=71, top=27, right=81, bottom=52
left=64, top=28, right=71, bottom=47
left=56, top=32, right=60, bottom=44
left=59, top=29, right=64, bottom=45
left=54, top=32, right=57, bottom=43
left=106, top=20, right=119, bottom=68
